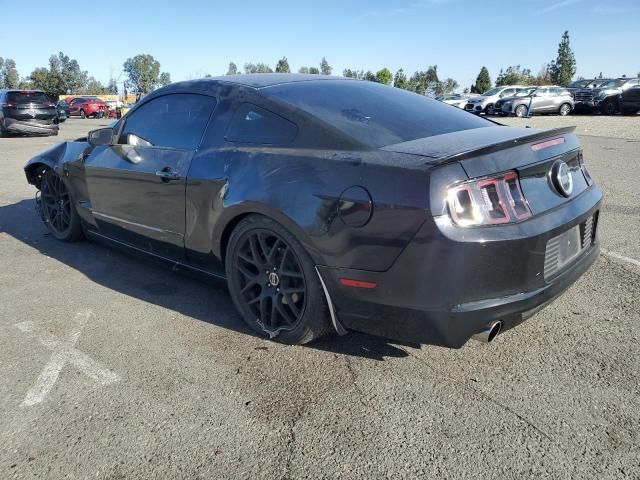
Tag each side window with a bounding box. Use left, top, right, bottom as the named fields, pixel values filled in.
left=121, top=94, right=216, bottom=150
left=225, top=104, right=297, bottom=145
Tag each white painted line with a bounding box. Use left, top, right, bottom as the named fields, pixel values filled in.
left=601, top=249, right=640, bottom=268
left=15, top=310, right=119, bottom=407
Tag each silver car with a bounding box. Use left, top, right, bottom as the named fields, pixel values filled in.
left=500, top=86, right=574, bottom=117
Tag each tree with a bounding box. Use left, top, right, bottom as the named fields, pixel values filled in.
left=535, top=64, right=553, bottom=85
left=123, top=54, right=169, bottom=96
left=55, top=52, right=89, bottom=94
left=495, top=65, right=534, bottom=86
left=29, top=67, right=52, bottom=92
left=298, top=66, right=310, bottom=74
left=549, top=31, right=576, bottom=86
left=309, top=67, right=320, bottom=75
left=393, top=69, right=408, bottom=89
left=374, top=68, right=393, bottom=85
left=275, top=57, right=290, bottom=73
left=436, top=78, right=459, bottom=97
left=320, top=57, right=332, bottom=75
left=244, top=63, right=273, bottom=74
left=1, top=58, right=19, bottom=89
left=159, top=72, right=171, bottom=86
left=471, top=67, right=491, bottom=94
left=343, top=69, right=366, bottom=79
left=226, top=62, right=238, bottom=75
left=106, top=78, right=118, bottom=95
left=363, top=71, right=376, bottom=82
left=408, top=65, right=440, bottom=96
left=81, top=77, right=106, bottom=94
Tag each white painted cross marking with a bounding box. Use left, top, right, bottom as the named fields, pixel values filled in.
left=15, top=310, right=119, bottom=407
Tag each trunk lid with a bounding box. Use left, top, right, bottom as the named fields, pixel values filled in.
left=383, top=125, right=589, bottom=216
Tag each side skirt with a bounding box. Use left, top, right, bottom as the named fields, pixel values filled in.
left=85, top=229, right=226, bottom=282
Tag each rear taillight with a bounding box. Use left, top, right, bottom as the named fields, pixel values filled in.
left=447, top=171, right=532, bottom=227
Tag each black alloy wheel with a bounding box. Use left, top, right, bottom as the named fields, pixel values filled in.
left=226, top=215, right=330, bottom=344
left=601, top=101, right=617, bottom=115
left=40, top=170, right=83, bottom=241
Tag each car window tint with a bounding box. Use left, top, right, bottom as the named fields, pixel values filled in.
left=225, top=104, right=297, bottom=144
left=122, top=94, right=216, bottom=150
left=262, top=80, right=490, bottom=148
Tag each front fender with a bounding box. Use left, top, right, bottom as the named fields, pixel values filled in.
left=24, top=142, right=89, bottom=188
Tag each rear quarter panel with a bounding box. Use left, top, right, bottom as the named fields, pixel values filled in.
left=185, top=147, right=432, bottom=272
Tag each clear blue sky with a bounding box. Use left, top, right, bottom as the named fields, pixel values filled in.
left=1, top=0, right=637, bottom=92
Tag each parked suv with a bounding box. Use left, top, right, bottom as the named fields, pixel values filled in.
left=0, top=90, right=59, bottom=136
left=68, top=96, right=106, bottom=118
left=464, top=86, right=528, bottom=114
left=499, top=86, right=574, bottom=117
left=494, top=87, right=536, bottom=115
left=619, top=85, right=640, bottom=115
left=574, top=78, right=640, bottom=114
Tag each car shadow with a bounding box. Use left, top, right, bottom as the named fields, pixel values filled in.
left=0, top=199, right=414, bottom=361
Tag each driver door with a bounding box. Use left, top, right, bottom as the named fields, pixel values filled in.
left=84, top=93, right=216, bottom=260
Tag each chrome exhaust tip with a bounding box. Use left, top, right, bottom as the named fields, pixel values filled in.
left=472, top=321, right=502, bottom=343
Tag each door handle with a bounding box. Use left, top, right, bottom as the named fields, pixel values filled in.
left=155, top=167, right=181, bottom=181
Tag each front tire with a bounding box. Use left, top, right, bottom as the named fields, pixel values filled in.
left=40, top=170, right=83, bottom=242
left=600, top=100, right=617, bottom=115
left=559, top=103, right=571, bottom=116
left=225, top=215, right=330, bottom=345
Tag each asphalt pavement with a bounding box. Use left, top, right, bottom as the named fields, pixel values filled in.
left=0, top=118, right=638, bottom=479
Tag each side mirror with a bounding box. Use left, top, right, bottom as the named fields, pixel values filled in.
left=88, top=127, right=114, bottom=146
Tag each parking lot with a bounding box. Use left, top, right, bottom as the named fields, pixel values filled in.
left=0, top=117, right=639, bottom=479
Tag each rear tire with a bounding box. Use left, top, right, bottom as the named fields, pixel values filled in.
left=225, top=215, right=330, bottom=345
left=558, top=103, right=571, bottom=116
left=40, top=170, right=83, bottom=242
left=515, top=105, right=528, bottom=118
left=80, top=109, right=86, bottom=119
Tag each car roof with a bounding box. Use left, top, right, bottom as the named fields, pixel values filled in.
left=169, top=74, right=358, bottom=90
left=2, top=89, right=46, bottom=93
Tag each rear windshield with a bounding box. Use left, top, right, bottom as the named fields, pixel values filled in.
left=7, top=92, right=52, bottom=105
left=262, top=80, right=490, bottom=148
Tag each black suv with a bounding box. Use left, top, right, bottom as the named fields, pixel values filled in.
left=619, top=85, right=640, bottom=115
left=573, top=78, right=640, bottom=114
left=0, top=90, right=59, bottom=136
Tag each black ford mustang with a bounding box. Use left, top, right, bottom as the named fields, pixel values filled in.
left=24, top=75, right=602, bottom=348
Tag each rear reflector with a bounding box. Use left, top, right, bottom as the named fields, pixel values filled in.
left=339, top=278, right=377, bottom=289
left=531, top=137, right=565, bottom=151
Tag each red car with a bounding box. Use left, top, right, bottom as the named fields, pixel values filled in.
left=67, top=96, right=106, bottom=119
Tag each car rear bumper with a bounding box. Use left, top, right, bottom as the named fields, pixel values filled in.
left=319, top=185, right=602, bottom=348
left=3, top=118, right=59, bottom=136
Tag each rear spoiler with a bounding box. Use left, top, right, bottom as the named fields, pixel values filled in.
left=437, top=126, right=577, bottom=165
